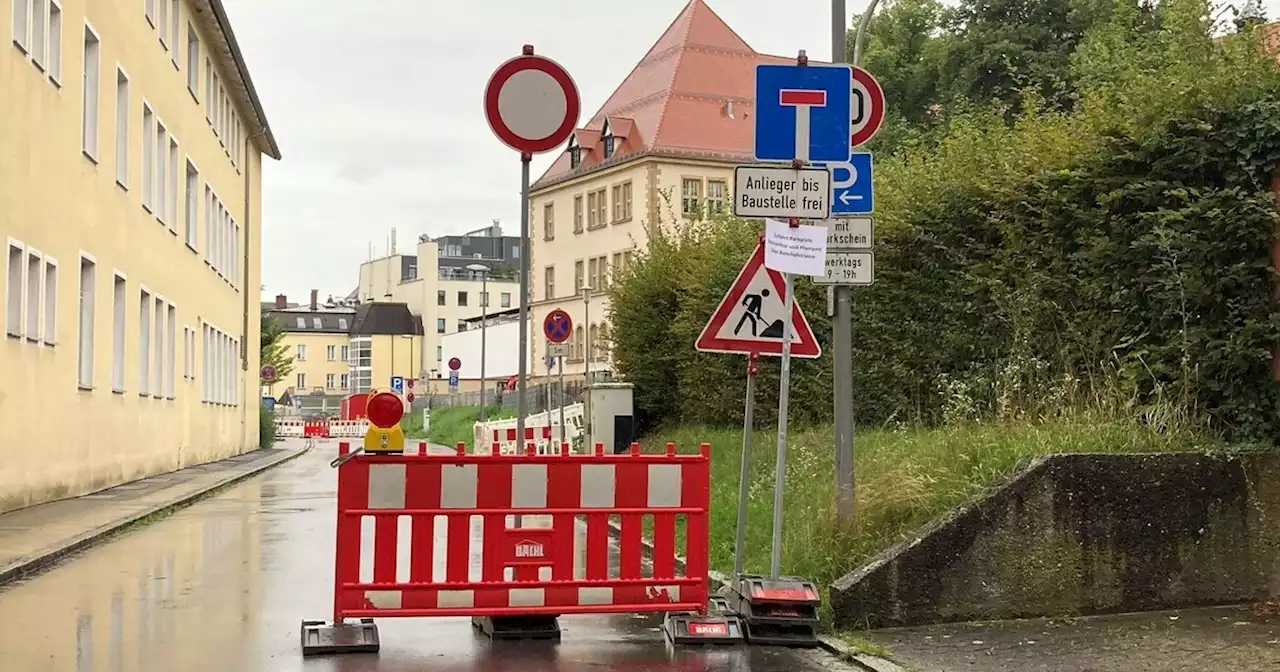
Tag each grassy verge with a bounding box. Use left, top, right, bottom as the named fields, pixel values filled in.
left=640, top=416, right=1209, bottom=597
left=404, top=405, right=514, bottom=447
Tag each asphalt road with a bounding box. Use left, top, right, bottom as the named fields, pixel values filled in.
left=0, top=440, right=850, bottom=672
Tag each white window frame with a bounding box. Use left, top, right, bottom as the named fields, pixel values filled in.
left=165, top=302, right=176, bottom=398
left=184, top=158, right=199, bottom=251
left=155, top=119, right=168, bottom=225
left=167, top=136, right=179, bottom=232
left=296, top=343, right=306, bottom=361
left=141, top=102, right=154, bottom=211
left=114, top=66, right=129, bottom=189
left=168, top=0, right=179, bottom=69
left=138, top=286, right=151, bottom=396
left=12, top=0, right=30, bottom=53
left=156, top=0, right=168, bottom=49
left=47, top=0, right=62, bottom=85
left=111, top=271, right=126, bottom=392
left=31, top=0, right=46, bottom=70
left=295, top=372, right=305, bottom=389
left=81, top=23, right=101, bottom=163
left=6, top=239, right=24, bottom=338
left=186, top=23, right=199, bottom=98
left=145, top=0, right=156, bottom=28
left=24, top=247, right=42, bottom=343
left=153, top=295, right=164, bottom=396
left=77, top=252, right=96, bottom=389
left=42, top=256, right=57, bottom=346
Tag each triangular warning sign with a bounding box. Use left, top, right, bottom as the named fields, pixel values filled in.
left=695, top=241, right=822, bottom=358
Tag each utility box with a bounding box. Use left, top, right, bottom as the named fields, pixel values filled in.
left=585, top=382, right=635, bottom=454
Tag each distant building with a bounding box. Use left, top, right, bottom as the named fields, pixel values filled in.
left=357, top=225, right=522, bottom=382
left=263, top=292, right=423, bottom=403
left=1, top=0, right=280, bottom=513
left=529, top=0, right=788, bottom=381
left=438, top=307, right=534, bottom=393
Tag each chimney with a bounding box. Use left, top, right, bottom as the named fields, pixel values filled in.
left=310, top=289, right=318, bottom=311
left=275, top=294, right=287, bottom=309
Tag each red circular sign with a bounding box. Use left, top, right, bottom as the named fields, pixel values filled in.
left=484, top=49, right=580, bottom=155
left=405, top=392, right=415, bottom=403
left=367, top=391, right=404, bottom=428
left=850, top=67, right=885, bottom=147
left=543, top=309, right=573, bottom=344
left=448, top=357, right=461, bottom=371
left=260, top=364, right=276, bottom=382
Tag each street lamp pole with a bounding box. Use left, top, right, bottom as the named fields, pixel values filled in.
left=467, top=263, right=491, bottom=423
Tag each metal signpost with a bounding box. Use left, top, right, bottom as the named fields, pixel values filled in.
left=700, top=30, right=885, bottom=644
left=544, top=308, right=573, bottom=447
left=484, top=45, right=580, bottom=454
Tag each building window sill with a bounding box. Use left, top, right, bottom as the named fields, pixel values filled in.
left=613, top=217, right=632, bottom=225
left=78, top=385, right=94, bottom=392
left=587, top=224, right=607, bottom=232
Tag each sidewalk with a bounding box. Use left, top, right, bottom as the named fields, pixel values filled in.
left=847, top=603, right=1280, bottom=671
left=0, top=439, right=310, bottom=585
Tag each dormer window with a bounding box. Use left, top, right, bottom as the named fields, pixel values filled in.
left=568, top=135, right=582, bottom=169
left=601, top=120, right=615, bottom=159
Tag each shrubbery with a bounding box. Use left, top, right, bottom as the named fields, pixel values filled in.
left=610, top=1, right=1280, bottom=441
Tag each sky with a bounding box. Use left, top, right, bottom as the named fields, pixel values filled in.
left=222, top=0, right=1280, bottom=303
left=220, top=0, right=871, bottom=303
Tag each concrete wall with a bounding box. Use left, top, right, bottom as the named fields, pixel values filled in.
left=439, top=320, right=530, bottom=380
left=830, top=453, right=1280, bottom=629
left=1, top=0, right=267, bottom=513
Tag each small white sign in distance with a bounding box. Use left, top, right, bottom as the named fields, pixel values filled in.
left=822, top=217, right=873, bottom=249
left=734, top=166, right=831, bottom=220
left=546, top=342, right=569, bottom=358
left=814, top=251, right=875, bottom=285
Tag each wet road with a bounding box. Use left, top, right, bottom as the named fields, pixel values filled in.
left=0, top=440, right=849, bottom=672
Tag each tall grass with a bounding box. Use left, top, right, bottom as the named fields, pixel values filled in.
left=642, top=416, right=1209, bottom=591
left=404, top=405, right=514, bottom=447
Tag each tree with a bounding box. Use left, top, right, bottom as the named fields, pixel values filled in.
left=260, top=313, right=295, bottom=384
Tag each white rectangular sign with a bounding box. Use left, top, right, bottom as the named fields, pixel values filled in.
left=814, top=251, right=875, bottom=285
left=734, top=166, right=831, bottom=219
left=546, top=342, right=569, bottom=358
left=823, top=217, right=873, bottom=249
left=764, top=218, right=828, bottom=277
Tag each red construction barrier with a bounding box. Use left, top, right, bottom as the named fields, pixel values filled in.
left=328, top=440, right=711, bottom=622
left=304, top=420, right=330, bottom=438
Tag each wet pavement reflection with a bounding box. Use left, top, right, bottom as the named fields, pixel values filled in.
left=0, top=441, right=847, bottom=672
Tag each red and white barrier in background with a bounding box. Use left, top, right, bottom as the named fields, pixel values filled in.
left=327, top=440, right=711, bottom=621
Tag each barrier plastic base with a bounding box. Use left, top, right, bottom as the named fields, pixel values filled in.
left=299, top=618, right=380, bottom=656
left=727, top=574, right=822, bottom=648
left=663, top=613, right=745, bottom=645
left=471, top=615, right=562, bottom=641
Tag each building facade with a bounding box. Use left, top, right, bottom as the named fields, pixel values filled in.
left=262, top=292, right=354, bottom=399
left=528, top=0, right=782, bottom=382
left=357, top=226, right=521, bottom=382
left=1, top=0, right=280, bottom=512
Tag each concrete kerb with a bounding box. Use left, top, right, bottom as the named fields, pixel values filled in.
left=0, top=442, right=311, bottom=587
left=816, top=636, right=908, bottom=672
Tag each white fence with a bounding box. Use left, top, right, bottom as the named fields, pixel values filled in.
left=473, top=403, right=585, bottom=455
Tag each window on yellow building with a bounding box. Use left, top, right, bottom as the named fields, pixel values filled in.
left=543, top=203, right=555, bottom=241
left=574, top=260, right=584, bottom=292
left=707, top=180, right=727, bottom=214
left=544, top=266, right=555, bottom=300
left=594, top=188, right=607, bottom=226
left=573, top=195, right=584, bottom=233
left=586, top=192, right=597, bottom=229
left=612, top=182, right=632, bottom=222
left=681, top=178, right=702, bottom=216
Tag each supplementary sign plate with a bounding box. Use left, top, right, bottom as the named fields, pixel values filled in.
left=695, top=240, right=821, bottom=358
left=733, top=166, right=831, bottom=220
left=546, top=342, right=569, bottom=358
left=822, top=217, right=873, bottom=249
left=814, top=251, right=874, bottom=286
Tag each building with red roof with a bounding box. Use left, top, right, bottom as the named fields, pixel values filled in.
left=529, top=0, right=795, bottom=380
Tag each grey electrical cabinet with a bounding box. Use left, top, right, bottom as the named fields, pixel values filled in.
left=584, top=382, right=635, bottom=454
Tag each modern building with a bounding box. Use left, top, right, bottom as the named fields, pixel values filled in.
left=436, top=307, right=533, bottom=395
left=528, top=0, right=784, bottom=382
left=1, top=0, right=280, bottom=512
left=357, top=224, right=521, bottom=382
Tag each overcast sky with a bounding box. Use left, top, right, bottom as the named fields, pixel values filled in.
left=221, top=0, right=870, bottom=302
left=223, top=0, right=1280, bottom=303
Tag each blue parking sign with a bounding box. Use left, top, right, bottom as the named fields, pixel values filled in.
left=827, top=152, right=874, bottom=214
left=390, top=376, right=405, bottom=393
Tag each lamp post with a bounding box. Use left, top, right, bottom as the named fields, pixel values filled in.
left=467, top=263, right=491, bottom=422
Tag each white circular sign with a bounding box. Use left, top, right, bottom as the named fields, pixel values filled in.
left=497, top=69, right=568, bottom=142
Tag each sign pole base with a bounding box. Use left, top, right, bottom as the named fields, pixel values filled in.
left=725, top=574, right=821, bottom=647
left=662, top=595, right=745, bottom=646
left=471, top=615, right=561, bottom=641
left=300, top=618, right=381, bottom=656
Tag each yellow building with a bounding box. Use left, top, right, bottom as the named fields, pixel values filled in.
left=1, top=0, right=280, bottom=512
left=528, top=0, right=785, bottom=382
left=262, top=292, right=354, bottom=398
left=357, top=224, right=521, bottom=382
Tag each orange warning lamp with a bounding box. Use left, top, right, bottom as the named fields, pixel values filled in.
left=363, top=389, right=405, bottom=454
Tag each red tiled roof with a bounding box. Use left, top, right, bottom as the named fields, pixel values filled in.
left=533, top=0, right=798, bottom=190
